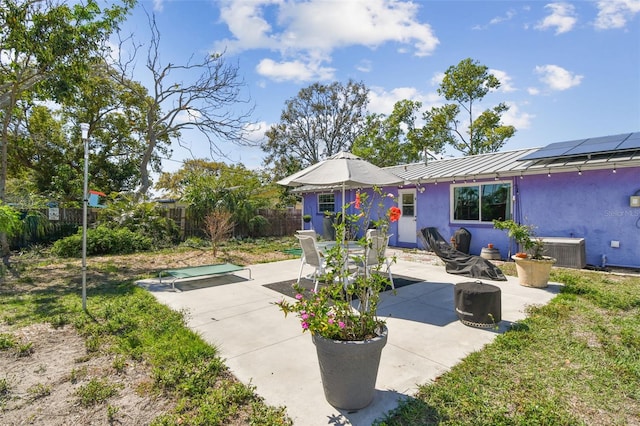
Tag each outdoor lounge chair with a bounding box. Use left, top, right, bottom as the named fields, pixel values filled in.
left=420, top=227, right=506, bottom=281
left=159, top=263, right=252, bottom=291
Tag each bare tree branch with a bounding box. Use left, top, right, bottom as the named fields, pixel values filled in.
left=111, top=12, right=255, bottom=195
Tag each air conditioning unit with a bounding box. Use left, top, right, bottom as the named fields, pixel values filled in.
left=539, top=237, right=586, bottom=269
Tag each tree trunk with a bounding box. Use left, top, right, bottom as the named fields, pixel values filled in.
left=0, top=87, right=17, bottom=263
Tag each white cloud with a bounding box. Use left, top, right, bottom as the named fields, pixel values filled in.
left=153, top=0, right=164, bottom=12
left=501, top=102, right=534, bottom=130
left=243, top=120, right=269, bottom=144
left=216, top=0, right=279, bottom=52
left=489, top=69, right=516, bottom=93
left=535, top=3, right=577, bottom=34
left=217, top=0, right=438, bottom=55
left=527, top=87, right=541, bottom=96
left=176, top=108, right=202, bottom=124
left=491, top=9, right=517, bottom=25
left=473, top=9, right=517, bottom=30
left=594, top=0, right=640, bottom=29
left=368, top=86, right=439, bottom=115
left=534, top=64, right=583, bottom=91
left=215, top=0, right=439, bottom=82
left=356, top=59, right=372, bottom=73
left=103, top=40, right=121, bottom=66
left=430, top=72, right=445, bottom=87
left=255, top=58, right=335, bottom=82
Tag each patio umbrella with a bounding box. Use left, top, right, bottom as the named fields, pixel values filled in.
left=277, top=151, right=405, bottom=223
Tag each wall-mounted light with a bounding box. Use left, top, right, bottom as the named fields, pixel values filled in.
left=472, top=175, right=476, bottom=183
left=434, top=179, right=438, bottom=185
left=519, top=171, right=524, bottom=180
left=578, top=167, right=582, bottom=176
left=547, top=168, right=551, bottom=177
left=494, top=173, right=499, bottom=181
left=452, top=177, right=456, bottom=184
left=613, top=164, right=617, bottom=174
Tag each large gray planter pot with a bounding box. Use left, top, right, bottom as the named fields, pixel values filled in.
left=312, top=326, right=388, bottom=410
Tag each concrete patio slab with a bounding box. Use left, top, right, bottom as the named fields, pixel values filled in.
left=140, top=255, right=561, bottom=425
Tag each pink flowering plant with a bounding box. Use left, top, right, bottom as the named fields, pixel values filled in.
left=276, top=187, right=400, bottom=341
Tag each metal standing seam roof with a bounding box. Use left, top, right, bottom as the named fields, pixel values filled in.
left=386, top=134, right=640, bottom=183
left=385, top=148, right=542, bottom=182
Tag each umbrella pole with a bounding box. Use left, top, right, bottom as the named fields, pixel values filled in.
left=341, top=183, right=346, bottom=244
left=341, top=183, right=349, bottom=287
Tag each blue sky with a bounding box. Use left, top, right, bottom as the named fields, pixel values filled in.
left=114, top=0, right=640, bottom=172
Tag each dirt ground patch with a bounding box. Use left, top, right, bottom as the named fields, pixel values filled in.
left=0, top=246, right=295, bottom=425
left=1, top=323, right=173, bottom=425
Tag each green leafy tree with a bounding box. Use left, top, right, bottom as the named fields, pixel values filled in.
left=261, top=80, right=369, bottom=179
left=0, top=0, right=134, bottom=259
left=423, top=58, right=516, bottom=156
left=0, top=203, right=21, bottom=238
left=0, top=0, right=134, bottom=197
left=7, top=95, right=146, bottom=206
left=352, top=99, right=444, bottom=167
left=157, top=159, right=276, bottom=237
left=61, top=62, right=159, bottom=196
left=96, top=195, right=179, bottom=248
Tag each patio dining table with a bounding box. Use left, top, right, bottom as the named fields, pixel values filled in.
left=316, top=240, right=363, bottom=253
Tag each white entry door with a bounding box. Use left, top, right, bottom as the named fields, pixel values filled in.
left=398, top=189, right=416, bottom=244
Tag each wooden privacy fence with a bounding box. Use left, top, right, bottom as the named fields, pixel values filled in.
left=256, top=208, right=302, bottom=237
left=160, top=207, right=302, bottom=239
left=13, top=207, right=302, bottom=247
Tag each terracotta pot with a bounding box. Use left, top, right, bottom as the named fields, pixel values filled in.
left=487, top=243, right=494, bottom=249
left=515, top=252, right=528, bottom=258
left=511, top=255, right=557, bottom=288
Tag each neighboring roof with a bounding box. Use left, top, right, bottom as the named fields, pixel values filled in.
left=386, top=131, right=640, bottom=183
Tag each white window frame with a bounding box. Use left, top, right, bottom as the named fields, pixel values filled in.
left=318, top=193, right=335, bottom=214
left=450, top=181, right=512, bottom=224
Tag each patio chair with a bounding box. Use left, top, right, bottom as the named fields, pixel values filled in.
left=296, top=229, right=317, bottom=238
left=295, top=229, right=317, bottom=267
left=296, top=234, right=327, bottom=292
left=353, top=229, right=395, bottom=289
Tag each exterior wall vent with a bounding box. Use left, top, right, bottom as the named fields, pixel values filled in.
left=539, top=237, right=586, bottom=269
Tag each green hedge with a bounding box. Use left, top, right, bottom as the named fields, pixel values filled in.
left=51, top=226, right=152, bottom=257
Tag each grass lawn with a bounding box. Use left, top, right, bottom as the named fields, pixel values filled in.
left=1, top=238, right=639, bottom=425
left=376, top=264, right=640, bottom=425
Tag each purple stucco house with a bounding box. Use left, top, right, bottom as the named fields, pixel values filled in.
left=297, top=132, right=640, bottom=269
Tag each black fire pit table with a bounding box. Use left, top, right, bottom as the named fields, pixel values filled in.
left=454, top=281, right=502, bottom=328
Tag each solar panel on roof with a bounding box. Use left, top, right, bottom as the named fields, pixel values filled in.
left=618, top=133, right=640, bottom=150
left=565, top=140, right=621, bottom=156
left=518, top=132, right=638, bottom=161
left=519, top=139, right=585, bottom=160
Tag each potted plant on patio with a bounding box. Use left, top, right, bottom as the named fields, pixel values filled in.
left=493, top=219, right=556, bottom=288
left=276, top=188, right=400, bottom=410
